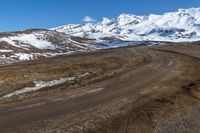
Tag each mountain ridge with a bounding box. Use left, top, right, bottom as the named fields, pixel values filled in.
left=52, top=7, right=200, bottom=42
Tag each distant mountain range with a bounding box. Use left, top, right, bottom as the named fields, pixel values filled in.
left=0, top=7, right=200, bottom=64
left=53, top=7, right=200, bottom=42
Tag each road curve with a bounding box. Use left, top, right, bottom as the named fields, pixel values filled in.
left=0, top=47, right=200, bottom=133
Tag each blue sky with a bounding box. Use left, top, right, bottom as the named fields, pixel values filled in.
left=0, top=0, right=200, bottom=32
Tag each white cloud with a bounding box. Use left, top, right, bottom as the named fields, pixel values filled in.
left=82, top=16, right=96, bottom=22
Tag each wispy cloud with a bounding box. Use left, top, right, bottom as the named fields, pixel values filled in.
left=82, top=16, right=96, bottom=22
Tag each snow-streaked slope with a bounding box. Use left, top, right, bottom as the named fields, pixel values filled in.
left=0, top=34, right=56, bottom=50
left=0, top=29, right=103, bottom=64
left=52, top=7, right=200, bottom=42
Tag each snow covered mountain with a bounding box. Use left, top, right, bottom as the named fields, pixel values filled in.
left=1, top=7, right=200, bottom=65
left=53, top=7, right=200, bottom=42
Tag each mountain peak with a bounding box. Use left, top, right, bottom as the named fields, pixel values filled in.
left=178, top=7, right=200, bottom=13
left=100, top=17, right=112, bottom=25
left=116, top=13, right=146, bottom=26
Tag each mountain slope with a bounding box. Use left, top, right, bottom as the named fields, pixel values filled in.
left=52, top=7, right=200, bottom=42
left=0, top=29, right=101, bottom=64
left=0, top=29, right=136, bottom=65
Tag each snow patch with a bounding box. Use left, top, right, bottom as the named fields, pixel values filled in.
left=15, top=53, right=34, bottom=61
left=0, top=49, right=13, bottom=53
left=1, top=73, right=90, bottom=99
left=1, top=78, right=75, bottom=99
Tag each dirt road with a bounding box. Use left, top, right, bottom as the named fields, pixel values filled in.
left=0, top=45, right=200, bottom=133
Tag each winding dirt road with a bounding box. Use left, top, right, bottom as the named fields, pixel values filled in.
left=0, top=45, right=200, bottom=133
